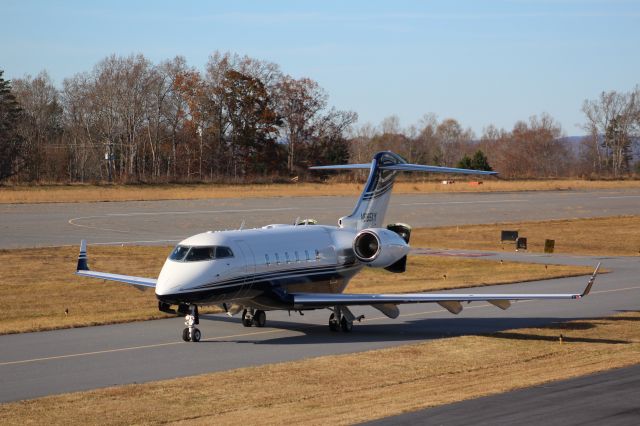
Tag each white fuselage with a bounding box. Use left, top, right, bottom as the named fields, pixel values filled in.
left=155, top=225, right=363, bottom=309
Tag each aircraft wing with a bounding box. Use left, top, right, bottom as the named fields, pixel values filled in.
left=292, top=264, right=600, bottom=314
left=75, top=240, right=157, bottom=289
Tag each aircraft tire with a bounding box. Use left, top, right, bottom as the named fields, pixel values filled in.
left=254, top=310, right=266, bottom=327
left=182, top=328, right=190, bottom=342
left=241, top=310, right=253, bottom=327
left=329, top=313, right=340, bottom=332
left=192, top=328, right=201, bottom=342
left=340, top=317, right=353, bottom=332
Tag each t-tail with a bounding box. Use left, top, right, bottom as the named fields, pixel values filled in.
left=310, top=151, right=498, bottom=230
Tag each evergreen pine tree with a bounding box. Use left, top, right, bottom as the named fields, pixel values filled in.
left=471, top=149, right=493, bottom=171
left=456, top=154, right=473, bottom=169
left=0, top=70, right=24, bottom=181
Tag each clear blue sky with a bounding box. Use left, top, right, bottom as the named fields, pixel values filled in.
left=3, top=0, right=639, bottom=135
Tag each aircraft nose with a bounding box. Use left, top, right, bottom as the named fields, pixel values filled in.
left=155, top=261, right=182, bottom=296
left=154, top=275, right=171, bottom=296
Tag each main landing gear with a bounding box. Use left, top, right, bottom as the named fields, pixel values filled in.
left=329, top=306, right=364, bottom=333
left=182, top=305, right=201, bottom=342
left=242, top=308, right=266, bottom=328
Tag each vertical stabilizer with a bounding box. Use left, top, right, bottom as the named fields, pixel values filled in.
left=338, top=151, right=405, bottom=230
left=310, top=150, right=497, bottom=231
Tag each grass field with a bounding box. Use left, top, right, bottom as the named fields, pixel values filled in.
left=1, top=311, right=638, bottom=424
left=0, top=245, right=590, bottom=335
left=412, top=215, right=640, bottom=256
left=1, top=179, right=640, bottom=204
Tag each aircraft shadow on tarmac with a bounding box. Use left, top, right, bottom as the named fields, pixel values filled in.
left=198, top=314, right=631, bottom=345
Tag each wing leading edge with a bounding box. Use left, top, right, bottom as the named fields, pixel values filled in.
left=292, top=263, right=600, bottom=313
left=75, top=240, right=157, bottom=289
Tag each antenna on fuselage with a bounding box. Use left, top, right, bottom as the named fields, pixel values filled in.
left=239, top=220, right=245, bottom=230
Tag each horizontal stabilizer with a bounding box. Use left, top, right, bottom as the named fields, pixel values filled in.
left=310, top=162, right=497, bottom=176
left=380, top=164, right=497, bottom=175
left=309, top=164, right=372, bottom=170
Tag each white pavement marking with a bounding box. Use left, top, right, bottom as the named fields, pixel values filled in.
left=399, top=199, right=529, bottom=206
left=90, top=239, right=182, bottom=246
left=0, top=329, right=284, bottom=367
left=68, top=207, right=301, bottom=233
left=598, top=195, right=640, bottom=199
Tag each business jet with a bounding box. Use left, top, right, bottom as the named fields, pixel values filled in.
left=76, top=151, right=600, bottom=342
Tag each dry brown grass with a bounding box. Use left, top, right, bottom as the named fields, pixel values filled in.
left=412, top=215, right=640, bottom=256
left=0, top=245, right=172, bottom=335
left=2, top=179, right=639, bottom=204
left=2, top=312, right=638, bottom=425
left=0, top=245, right=589, bottom=335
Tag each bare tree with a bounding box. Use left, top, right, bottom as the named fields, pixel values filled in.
left=275, top=76, right=327, bottom=173
left=12, top=71, right=63, bottom=181
left=582, top=90, right=638, bottom=176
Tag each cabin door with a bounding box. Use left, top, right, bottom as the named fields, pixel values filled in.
left=233, top=240, right=255, bottom=299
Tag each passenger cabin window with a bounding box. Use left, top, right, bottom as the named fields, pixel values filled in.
left=275, top=253, right=280, bottom=264
left=305, top=250, right=310, bottom=261
left=315, top=249, right=320, bottom=261
left=169, top=245, right=234, bottom=262
left=285, top=252, right=290, bottom=263
left=295, top=251, right=300, bottom=262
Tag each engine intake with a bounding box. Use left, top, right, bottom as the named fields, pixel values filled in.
left=353, top=228, right=410, bottom=268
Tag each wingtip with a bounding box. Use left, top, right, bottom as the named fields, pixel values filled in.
left=77, top=240, right=89, bottom=271
left=580, top=262, right=601, bottom=297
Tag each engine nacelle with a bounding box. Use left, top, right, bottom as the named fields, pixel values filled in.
left=353, top=228, right=410, bottom=268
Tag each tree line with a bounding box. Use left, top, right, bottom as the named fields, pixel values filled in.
left=0, top=52, right=356, bottom=183
left=350, top=97, right=640, bottom=179
left=1, top=52, right=639, bottom=183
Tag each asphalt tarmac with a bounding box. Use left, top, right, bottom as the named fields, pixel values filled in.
left=1, top=188, right=639, bottom=248
left=367, top=364, right=640, bottom=426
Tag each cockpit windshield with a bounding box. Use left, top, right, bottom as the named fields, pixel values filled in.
left=169, top=245, right=190, bottom=261
left=169, top=245, right=234, bottom=262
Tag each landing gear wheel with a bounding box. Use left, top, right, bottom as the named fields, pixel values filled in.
left=182, top=305, right=201, bottom=342
left=242, top=309, right=253, bottom=327
left=329, top=313, right=340, bottom=332
left=340, top=317, right=353, bottom=332
left=254, top=310, right=266, bottom=327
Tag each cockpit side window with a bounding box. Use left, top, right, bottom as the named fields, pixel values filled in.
left=215, top=246, right=234, bottom=259
left=169, top=245, right=190, bottom=261
left=185, top=246, right=215, bottom=262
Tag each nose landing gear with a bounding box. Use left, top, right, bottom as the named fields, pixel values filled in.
left=182, top=305, right=201, bottom=342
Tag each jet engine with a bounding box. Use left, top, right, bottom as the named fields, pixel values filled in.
left=353, top=228, right=410, bottom=268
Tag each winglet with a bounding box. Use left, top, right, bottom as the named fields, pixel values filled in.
left=77, top=240, right=89, bottom=271
left=579, top=262, right=601, bottom=298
